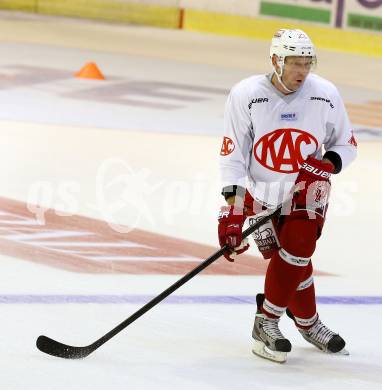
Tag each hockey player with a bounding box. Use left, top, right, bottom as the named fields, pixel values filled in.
left=218, top=29, right=357, bottom=363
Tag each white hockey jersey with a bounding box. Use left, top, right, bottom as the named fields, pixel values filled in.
left=220, top=73, right=357, bottom=207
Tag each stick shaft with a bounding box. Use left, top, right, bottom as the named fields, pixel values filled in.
left=37, top=207, right=280, bottom=358
left=90, top=207, right=280, bottom=350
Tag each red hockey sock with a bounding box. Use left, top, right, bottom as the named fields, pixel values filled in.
left=262, top=251, right=307, bottom=318
left=262, top=219, right=318, bottom=319
left=287, top=262, right=318, bottom=329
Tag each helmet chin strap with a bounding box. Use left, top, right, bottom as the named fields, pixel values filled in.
left=273, top=62, right=297, bottom=93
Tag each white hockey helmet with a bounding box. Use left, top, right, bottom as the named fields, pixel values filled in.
left=270, top=28, right=317, bottom=68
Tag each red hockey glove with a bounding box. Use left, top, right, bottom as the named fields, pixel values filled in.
left=218, top=205, right=249, bottom=262
left=291, top=156, right=334, bottom=219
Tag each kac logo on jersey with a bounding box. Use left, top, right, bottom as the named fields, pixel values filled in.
left=220, top=136, right=235, bottom=156
left=254, top=129, right=318, bottom=173
left=280, top=112, right=298, bottom=121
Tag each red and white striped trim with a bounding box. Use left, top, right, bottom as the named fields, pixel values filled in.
left=263, top=298, right=287, bottom=317
left=297, top=275, right=314, bottom=291
left=279, top=248, right=311, bottom=267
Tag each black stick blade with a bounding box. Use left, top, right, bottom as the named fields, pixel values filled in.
left=36, top=335, right=93, bottom=359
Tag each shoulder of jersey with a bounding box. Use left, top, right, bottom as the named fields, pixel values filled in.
left=307, top=73, right=339, bottom=97
left=230, top=75, right=267, bottom=96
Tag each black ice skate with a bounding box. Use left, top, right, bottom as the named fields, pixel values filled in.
left=252, top=293, right=292, bottom=363
left=286, top=309, right=349, bottom=355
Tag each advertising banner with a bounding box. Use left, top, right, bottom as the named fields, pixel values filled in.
left=258, top=0, right=382, bottom=31
left=345, top=0, right=382, bottom=31
left=259, top=0, right=333, bottom=25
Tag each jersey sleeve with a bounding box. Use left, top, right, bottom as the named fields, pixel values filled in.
left=219, top=83, right=253, bottom=192
left=324, top=88, right=357, bottom=173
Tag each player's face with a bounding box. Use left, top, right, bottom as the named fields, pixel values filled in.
left=282, top=56, right=313, bottom=90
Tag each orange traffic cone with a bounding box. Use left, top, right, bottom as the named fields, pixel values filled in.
left=75, top=62, right=105, bottom=80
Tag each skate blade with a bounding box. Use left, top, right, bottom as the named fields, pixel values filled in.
left=252, top=339, right=287, bottom=363
left=330, top=348, right=350, bottom=356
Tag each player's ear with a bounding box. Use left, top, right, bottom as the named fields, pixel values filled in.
left=271, top=54, right=278, bottom=67
left=272, top=55, right=281, bottom=73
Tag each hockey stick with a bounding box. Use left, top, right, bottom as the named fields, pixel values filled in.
left=36, top=206, right=281, bottom=359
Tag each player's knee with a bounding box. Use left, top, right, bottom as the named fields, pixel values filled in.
left=279, top=219, right=318, bottom=258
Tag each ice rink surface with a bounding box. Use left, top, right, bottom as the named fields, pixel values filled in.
left=0, top=11, right=381, bottom=390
